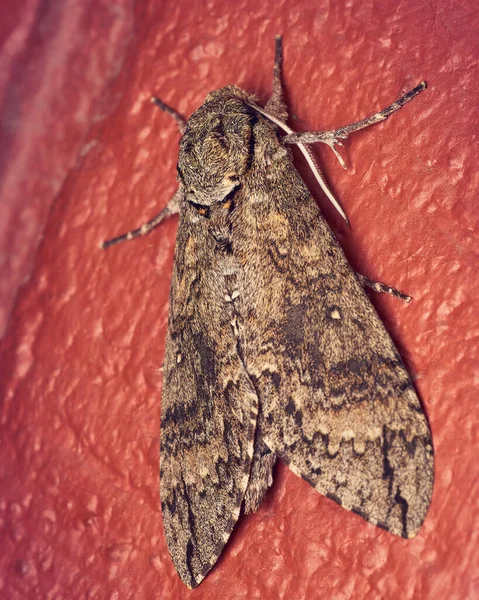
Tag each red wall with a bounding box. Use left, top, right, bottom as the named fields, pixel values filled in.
left=1, top=0, right=478, bottom=598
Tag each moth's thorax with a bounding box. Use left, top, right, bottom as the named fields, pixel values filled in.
left=177, top=85, right=262, bottom=207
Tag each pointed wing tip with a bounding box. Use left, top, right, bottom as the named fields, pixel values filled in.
left=406, top=530, right=419, bottom=540
left=378, top=514, right=428, bottom=540
left=180, top=568, right=206, bottom=590
left=399, top=525, right=424, bottom=540
left=184, top=577, right=202, bottom=590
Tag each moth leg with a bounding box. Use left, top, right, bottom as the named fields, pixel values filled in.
left=358, top=273, right=412, bottom=303
left=243, top=438, right=276, bottom=514
left=150, top=96, right=187, bottom=134
left=264, top=35, right=289, bottom=122
left=282, top=82, right=426, bottom=169
left=101, top=187, right=182, bottom=249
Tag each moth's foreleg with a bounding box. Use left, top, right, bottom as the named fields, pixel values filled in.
left=101, top=187, right=182, bottom=249
left=283, top=82, right=427, bottom=169
left=357, top=273, right=412, bottom=303
left=150, top=97, right=187, bottom=134
left=264, top=35, right=289, bottom=122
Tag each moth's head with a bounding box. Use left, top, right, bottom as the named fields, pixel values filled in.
left=177, top=85, right=259, bottom=207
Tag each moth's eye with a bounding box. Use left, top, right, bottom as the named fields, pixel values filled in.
left=181, top=141, right=194, bottom=154
left=225, top=173, right=239, bottom=183
left=188, top=200, right=210, bottom=218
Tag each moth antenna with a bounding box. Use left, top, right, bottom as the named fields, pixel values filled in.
left=249, top=101, right=349, bottom=225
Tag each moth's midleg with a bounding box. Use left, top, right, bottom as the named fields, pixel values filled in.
left=101, top=187, right=181, bottom=249
left=357, top=273, right=412, bottom=303
left=283, top=81, right=427, bottom=156
left=101, top=97, right=186, bottom=250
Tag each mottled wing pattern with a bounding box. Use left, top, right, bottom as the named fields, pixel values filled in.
left=235, top=147, right=433, bottom=539
left=160, top=203, right=258, bottom=588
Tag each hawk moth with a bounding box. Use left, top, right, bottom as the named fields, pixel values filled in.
left=103, top=37, right=434, bottom=589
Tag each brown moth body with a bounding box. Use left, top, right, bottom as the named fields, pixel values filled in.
left=103, top=38, right=433, bottom=589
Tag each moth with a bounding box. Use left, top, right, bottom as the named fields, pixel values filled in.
left=103, top=37, right=434, bottom=589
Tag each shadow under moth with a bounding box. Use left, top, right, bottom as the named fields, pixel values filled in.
left=102, top=37, right=434, bottom=589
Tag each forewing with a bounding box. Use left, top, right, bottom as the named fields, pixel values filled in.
left=160, top=206, right=258, bottom=588
left=235, top=151, right=433, bottom=539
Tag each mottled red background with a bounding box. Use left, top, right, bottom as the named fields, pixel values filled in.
left=1, top=0, right=478, bottom=598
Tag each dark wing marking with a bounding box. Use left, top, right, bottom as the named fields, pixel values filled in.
left=234, top=140, right=433, bottom=539
left=161, top=204, right=258, bottom=588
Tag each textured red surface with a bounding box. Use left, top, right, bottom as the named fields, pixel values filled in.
left=1, top=0, right=478, bottom=599
left=0, top=0, right=134, bottom=337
